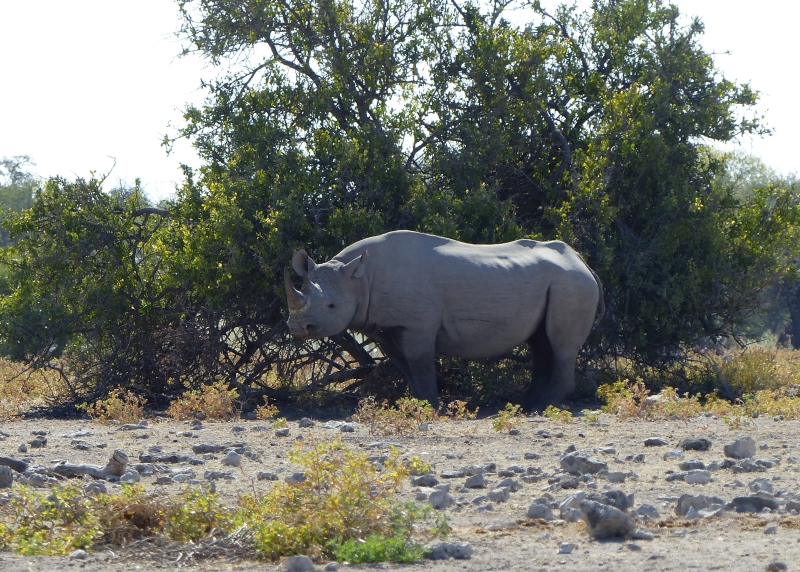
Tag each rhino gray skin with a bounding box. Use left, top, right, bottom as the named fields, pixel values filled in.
left=285, top=230, right=604, bottom=410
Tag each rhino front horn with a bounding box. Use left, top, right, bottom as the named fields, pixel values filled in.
left=284, top=267, right=306, bottom=311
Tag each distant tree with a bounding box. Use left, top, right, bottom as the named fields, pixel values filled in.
left=0, top=156, right=37, bottom=243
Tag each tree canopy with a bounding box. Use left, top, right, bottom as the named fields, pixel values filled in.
left=2, top=0, right=799, bottom=410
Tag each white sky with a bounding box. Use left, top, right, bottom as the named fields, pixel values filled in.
left=0, top=1, right=797, bottom=203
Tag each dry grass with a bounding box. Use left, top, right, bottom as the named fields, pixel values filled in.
left=166, top=381, right=239, bottom=421
left=0, top=359, right=70, bottom=420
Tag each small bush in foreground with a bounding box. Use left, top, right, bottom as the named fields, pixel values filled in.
left=238, top=440, right=426, bottom=561
left=84, top=389, right=146, bottom=424
left=328, top=532, right=424, bottom=564
left=166, top=380, right=239, bottom=421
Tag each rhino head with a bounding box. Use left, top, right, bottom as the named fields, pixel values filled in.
left=284, top=248, right=367, bottom=339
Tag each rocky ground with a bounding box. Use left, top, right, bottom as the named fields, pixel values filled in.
left=0, top=412, right=799, bottom=571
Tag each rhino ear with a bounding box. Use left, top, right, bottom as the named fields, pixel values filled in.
left=341, top=250, right=368, bottom=279
left=292, top=248, right=317, bottom=277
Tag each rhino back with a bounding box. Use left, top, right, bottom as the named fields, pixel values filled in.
left=336, top=231, right=598, bottom=358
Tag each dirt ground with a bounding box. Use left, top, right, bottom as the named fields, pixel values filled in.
left=1, top=412, right=798, bottom=571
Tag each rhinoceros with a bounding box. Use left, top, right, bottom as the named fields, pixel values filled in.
left=284, top=230, right=604, bottom=410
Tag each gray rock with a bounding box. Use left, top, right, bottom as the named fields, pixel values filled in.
left=678, top=438, right=711, bottom=451
left=298, top=418, right=315, bottom=428
left=549, top=474, right=580, bottom=489
left=636, top=504, right=660, bottom=519
left=524, top=452, right=542, bottom=460
left=425, top=541, right=472, bottom=560
left=630, top=529, right=654, bottom=540
left=83, top=481, right=107, bottom=495
left=785, top=500, right=800, bottom=512
left=411, top=474, right=439, bottom=487
left=464, top=474, right=487, bottom=488
left=580, top=499, right=636, bottom=539
left=275, top=428, right=291, bottom=437
left=120, top=469, right=141, bottom=483
left=684, top=470, right=712, bottom=485
left=724, top=436, right=756, bottom=459
left=203, top=470, right=235, bottom=481
left=561, top=452, right=608, bottom=475
left=488, top=487, right=510, bottom=503
left=0, top=466, right=12, bottom=488
left=283, top=555, right=316, bottom=571
left=587, top=490, right=633, bottom=511
left=606, top=471, right=627, bottom=483
left=339, top=423, right=356, bottom=433
left=496, top=477, right=522, bottom=492
left=285, top=472, right=306, bottom=484
left=324, top=563, right=338, bottom=572
left=729, top=495, right=779, bottom=513
left=663, top=450, right=684, bottom=460
left=441, top=469, right=466, bottom=479
left=222, top=451, right=242, bottom=467
left=155, top=476, right=174, bottom=485
left=644, top=438, right=669, bottom=446
left=18, top=443, right=28, bottom=453
left=675, top=494, right=716, bottom=517
left=527, top=499, right=555, bottom=520
left=748, top=477, right=773, bottom=493
left=429, top=489, right=456, bottom=509
left=766, top=562, right=788, bottom=572
left=764, top=524, right=778, bottom=535
left=558, top=542, right=577, bottom=554
left=69, top=549, right=88, bottom=560
left=678, top=459, right=706, bottom=471
left=731, top=459, right=767, bottom=473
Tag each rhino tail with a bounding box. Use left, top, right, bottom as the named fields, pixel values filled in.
left=587, top=266, right=605, bottom=326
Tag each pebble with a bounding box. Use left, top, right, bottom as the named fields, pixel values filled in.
left=684, top=470, right=712, bottom=485
left=678, top=460, right=706, bottom=471
left=678, top=438, right=711, bottom=451
left=425, top=541, right=473, bottom=560
left=663, top=450, right=684, bottom=460
left=488, top=487, right=510, bottom=503
left=0, top=466, right=12, bottom=488
left=325, top=563, right=338, bottom=572
left=527, top=498, right=555, bottom=520
left=429, top=490, right=456, bottom=509
left=339, top=423, right=356, bottom=433
left=285, top=472, right=306, bottom=484
left=558, top=542, right=577, bottom=554
left=580, top=499, right=636, bottom=539
left=644, top=438, right=669, bottom=447
left=298, top=418, right=315, bottom=428
left=766, top=563, right=788, bottom=572
left=561, top=452, right=608, bottom=475
left=724, top=436, right=756, bottom=459
left=411, top=474, right=439, bottom=487
left=222, top=451, right=242, bottom=467
left=764, top=525, right=778, bottom=535
left=275, top=428, right=291, bottom=437
left=729, top=495, right=778, bottom=513
left=69, top=549, right=88, bottom=560
left=464, top=474, right=487, bottom=488
left=283, top=554, right=316, bottom=571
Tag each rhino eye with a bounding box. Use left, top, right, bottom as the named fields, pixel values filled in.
left=328, top=303, right=335, bottom=309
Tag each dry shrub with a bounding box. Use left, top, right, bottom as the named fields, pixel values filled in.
left=491, top=402, right=523, bottom=432
left=353, top=397, right=437, bottom=436
left=254, top=398, right=280, bottom=420
left=166, top=381, right=239, bottom=421
left=0, top=359, right=70, bottom=420
left=443, top=399, right=479, bottom=420
left=0, top=483, right=232, bottom=555
left=85, top=389, right=146, bottom=424
left=712, top=347, right=800, bottom=394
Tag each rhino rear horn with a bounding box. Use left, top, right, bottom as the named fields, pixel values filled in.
left=284, top=268, right=306, bottom=312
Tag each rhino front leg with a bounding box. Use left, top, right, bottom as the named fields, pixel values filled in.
left=399, top=331, right=440, bottom=408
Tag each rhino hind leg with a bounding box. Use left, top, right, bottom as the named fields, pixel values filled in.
left=521, top=323, right=557, bottom=411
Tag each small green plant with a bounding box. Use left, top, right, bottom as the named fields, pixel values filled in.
left=542, top=405, right=573, bottom=423
left=581, top=409, right=602, bottom=423
left=406, top=455, right=433, bottom=476
left=492, top=402, right=522, bottom=432
left=166, top=380, right=239, bottom=421
left=328, top=532, right=424, bottom=564
left=84, top=389, right=146, bottom=424
left=443, top=399, right=479, bottom=420
left=271, top=417, right=288, bottom=429
left=255, top=398, right=280, bottom=420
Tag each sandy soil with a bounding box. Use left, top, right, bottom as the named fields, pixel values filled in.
left=1, top=413, right=799, bottom=571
